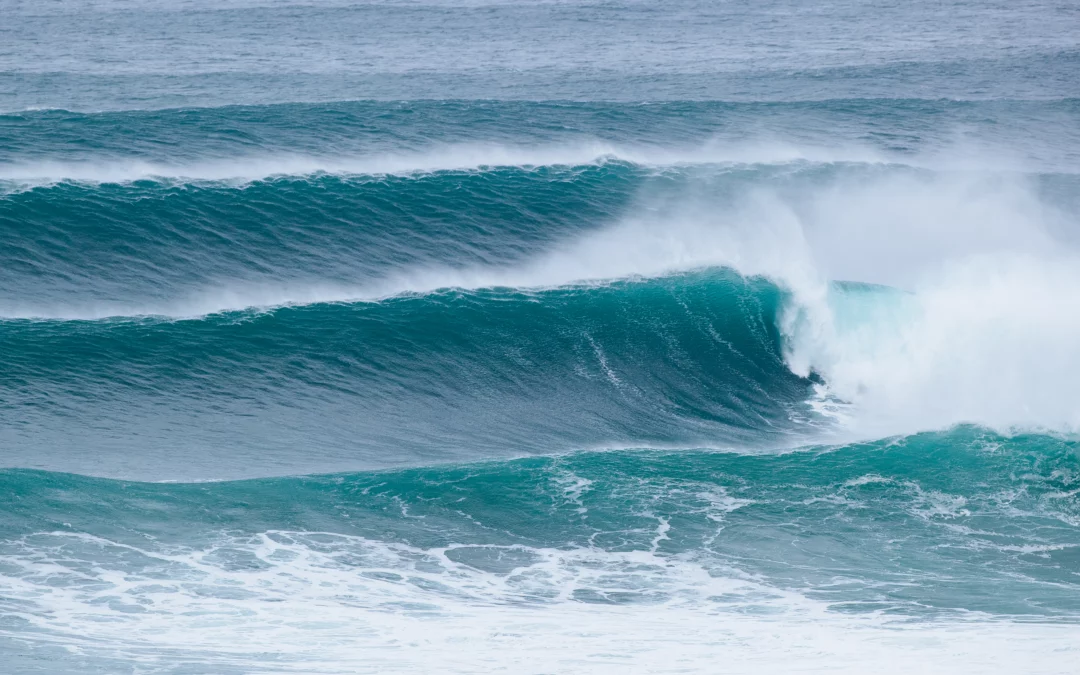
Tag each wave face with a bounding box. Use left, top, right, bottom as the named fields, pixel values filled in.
left=4, top=3, right=1080, bottom=671
left=1, top=273, right=822, bottom=478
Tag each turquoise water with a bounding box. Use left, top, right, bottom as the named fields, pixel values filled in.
left=2, top=1, right=1080, bottom=672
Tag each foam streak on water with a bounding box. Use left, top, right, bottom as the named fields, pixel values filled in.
left=3, top=533, right=1077, bottom=675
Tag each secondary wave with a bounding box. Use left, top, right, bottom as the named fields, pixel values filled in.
left=1, top=431, right=1078, bottom=672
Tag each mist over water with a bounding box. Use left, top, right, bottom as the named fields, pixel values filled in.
left=2, top=1, right=1080, bottom=673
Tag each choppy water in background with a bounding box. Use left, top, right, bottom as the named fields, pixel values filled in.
left=3, top=0, right=1079, bottom=109
left=2, top=1, right=1080, bottom=672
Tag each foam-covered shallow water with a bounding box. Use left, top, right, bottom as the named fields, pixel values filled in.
left=2, top=431, right=1080, bottom=673
left=3, top=1, right=1080, bottom=672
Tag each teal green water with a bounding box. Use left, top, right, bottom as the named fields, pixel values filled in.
left=3, top=1, right=1080, bottom=672
left=3, top=427, right=1078, bottom=618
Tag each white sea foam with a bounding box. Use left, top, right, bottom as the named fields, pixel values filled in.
left=707, top=169, right=1075, bottom=437
left=713, top=165, right=1080, bottom=435
left=502, top=161, right=1080, bottom=437
left=796, top=255, right=1080, bottom=435
left=1, top=530, right=1077, bottom=674
left=476, top=157, right=1080, bottom=437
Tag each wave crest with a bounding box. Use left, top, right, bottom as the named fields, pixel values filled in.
left=0, top=140, right=892, bottom=187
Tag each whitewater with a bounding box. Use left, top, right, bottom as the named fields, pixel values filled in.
left=2, top=1, right=1080, bottom=673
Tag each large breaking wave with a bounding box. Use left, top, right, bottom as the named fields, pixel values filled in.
left=2, top=131, right=1079, bottom=479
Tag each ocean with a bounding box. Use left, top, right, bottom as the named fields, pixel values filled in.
left=1, top=1, right=1079, bottom=673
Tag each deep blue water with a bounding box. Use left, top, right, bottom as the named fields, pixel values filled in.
left=2, top=1, right=1079, bottom=673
